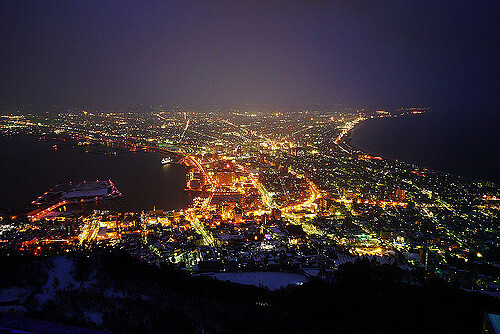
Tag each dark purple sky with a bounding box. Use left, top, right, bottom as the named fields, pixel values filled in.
left=0, top=0, right=498, bottom=109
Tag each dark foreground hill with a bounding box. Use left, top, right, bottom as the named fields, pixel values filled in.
left=0, top=248, right=499, bottom=333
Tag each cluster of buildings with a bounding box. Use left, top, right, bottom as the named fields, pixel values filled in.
left=0, top=106, right=499, bottom=293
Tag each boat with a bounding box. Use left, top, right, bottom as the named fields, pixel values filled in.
left=161, top=157, right=174, bottom=165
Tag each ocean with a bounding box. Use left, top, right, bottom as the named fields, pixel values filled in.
left=0, top=136, right=191, bottom=212
left=349, top=110, right=500, bottom=184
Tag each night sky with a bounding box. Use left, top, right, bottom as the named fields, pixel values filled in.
left=0, top=0, right=498, bottom=109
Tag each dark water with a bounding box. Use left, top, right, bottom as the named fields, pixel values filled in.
left=0, top=136, right=190, bottom=211
left=350, top=111, right=500, bottom=184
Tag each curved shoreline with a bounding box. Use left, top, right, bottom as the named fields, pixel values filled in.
left=342, top=115, right=492, bottom=183
left=0, top=135, right=191, bottom=212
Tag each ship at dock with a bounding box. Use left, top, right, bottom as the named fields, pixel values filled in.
left=161, top=157, right=176, bottom=165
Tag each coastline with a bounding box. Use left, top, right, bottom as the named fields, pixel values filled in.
left=343, top=113, right=498, bottom=184
left=343, top=137, right=481, bottom=183
left=0, top=135, right=191, bottom=212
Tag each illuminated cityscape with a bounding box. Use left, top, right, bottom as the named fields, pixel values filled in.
left=1, top=106, right=498, bottom=284
left=0, top=0, right=499, bottom=332
left=0, top=104, right=499, bottom=332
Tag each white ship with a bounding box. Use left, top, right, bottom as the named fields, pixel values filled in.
left=161, top=157, right=174, bottom=165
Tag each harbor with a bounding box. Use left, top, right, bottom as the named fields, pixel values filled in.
left=28, top=180, right=122, bottom=221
